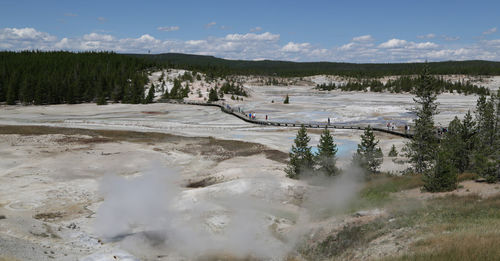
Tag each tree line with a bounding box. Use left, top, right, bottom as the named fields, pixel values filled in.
left=287, top=65, right=500, bottom=191
left=316, top=76, right=490, bottom=96
left=0, top=51, right=154, bottom=105
left=130, top=53, right=500, bottom=78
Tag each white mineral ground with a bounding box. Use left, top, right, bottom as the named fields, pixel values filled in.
left=0, top=72, right=497, bottom=260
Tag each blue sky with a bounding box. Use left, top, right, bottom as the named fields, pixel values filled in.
left=1, top=0, right=499, bottom=62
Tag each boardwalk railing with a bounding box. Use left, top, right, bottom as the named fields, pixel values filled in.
left=158, top=99, right=415, bottom=139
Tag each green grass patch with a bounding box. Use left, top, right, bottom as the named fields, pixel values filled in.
left=304, top=193, right=500, bottom=260
left=383, top=232, right=500, bottom=261
left=362, top=175, right=423, bottom=200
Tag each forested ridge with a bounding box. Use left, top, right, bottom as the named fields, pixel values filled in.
left=2, top=51, right=500, bottom=105
left=0, top=51, right=154, bottom=105
left=130, top=53, right=500, bottom=77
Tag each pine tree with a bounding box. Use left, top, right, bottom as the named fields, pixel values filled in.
left=169, top=78, right=182, bottom=99
left=162, top=86, right=170, bottom=99
left=96, top=88, right=107, bottom=105
left=284, top=94, right=289, bottom=104
left=353, top=126, right=383, bottom=173
left=388, top=144, right=398, bottom=157
left=475, top=95, right=496, bottom=152
left=423, top=149, right=458, bottom=192
left=182, top=82, right=190, bottom=98
left=285, top=125, right=315, bottom=179
left=404, top=65, right=439, bottom=174
left=145, top=84, right=155, bottom=104
left=96, top=94, right=107, bottom=105
left=316, top=127, right=339, bottom=176
left=441, top=117, right=467, bottom=173
left=460, top=110, right=476, bottom=171
left=493, top=91, right=500, bottom=180
left=6, top=83, right=16, bottom=105
left=208, top=88, right=219, bottom=102
left=473, top=94, right=498, bottom=178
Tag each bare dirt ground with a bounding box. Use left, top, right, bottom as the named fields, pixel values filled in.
left=396, top=180, right=500, bottom=200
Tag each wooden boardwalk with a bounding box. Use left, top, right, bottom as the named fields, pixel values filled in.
left=159, top=99, right=415, bottom=139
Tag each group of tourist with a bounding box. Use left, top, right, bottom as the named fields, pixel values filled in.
left=387, top=122, right=396, bottom=131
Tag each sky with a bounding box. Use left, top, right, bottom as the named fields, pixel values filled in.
left=0, top=0, right=499, bottom=63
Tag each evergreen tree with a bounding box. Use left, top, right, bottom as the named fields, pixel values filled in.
left=493, top=91, right=500, bottom=180
left=481, top=161, right=499, bottom=183
left=0, top=51, right=152, bottom=105
left=404, top=65, right=439, bottom=174
left=441, top=117, right=467, bottom=173
left=96, top=93, right=107, bottom=105
left=284, top=94, right=289, bottom=104
left=353, top=126, right=383, bottom=173
left=208, top=88, right=219, bottom=102
left=0, top=81, right=4, bottom=102
left=388, top=144, right=398, bottom=157
left=315, top=127, right=339, bottom=176
left=475, top=95, right=496, bottom=152
left=162, top=86, right=170, bottom=99
left=285, top=125, right=315, bottom=179
left=6, top=83, right=16, bottom=105
left=169, top=78, right=182, bottom=99
left=473, top=94, right=498, bottom=179
left=145, top=84, right=155, bottom=104
left=423, top=149, right=458, bottom=192
left=19, top=77, right=32, bottom=104
left=182, top=82, right=190, bottom=98
left=460, top=110, right=476, bottom=171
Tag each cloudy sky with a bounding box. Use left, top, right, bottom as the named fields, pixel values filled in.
left=1, top=0, right=499, bottom=62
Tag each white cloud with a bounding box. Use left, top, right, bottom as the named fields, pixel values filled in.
left=250, top=26, right=263, bottom=32
left=483, top=27, right=497, bottom=35
left=379, top=38, right=437, bottom=49
left=417, top=33, right=436, bottom=39
left=157, top=26, right=179, bottom=32
left=483, top=39, right=500, bottom=47
left=0, top=27, right=58, bottom=50
left=205, top=21, right=216, bottom=28
left=225, top=32, right=279, bottom=42
left=339, top=42, right=355, bottom=51
left=1, top=27, right=499, bottom=62
left=186, top=40, right=206, bottom=46
left=0, top=27, right=57, bottom=41
left=82, top=33, right=114, bottom=42
left=352, top=35, right=374, bottom=42
left=413, top=42, right=438, bottom=49
left=281, top=42, right=311, bottom=52
left=97, top=17, right=106, bottom=22
left=379, top=39, right=408, bottom=48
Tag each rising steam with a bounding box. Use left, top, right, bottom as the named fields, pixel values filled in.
left=93, top=162, right=365, bottom=260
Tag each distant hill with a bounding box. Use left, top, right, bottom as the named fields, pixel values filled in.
left=129, top=53, right=500, bottom=77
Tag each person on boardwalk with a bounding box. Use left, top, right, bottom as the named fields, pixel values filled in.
left=387, top=122, right=390, bottom=130
left=266, top=115, right=268, bottom=120
left=328, top=117, right=330, bottom=125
